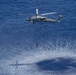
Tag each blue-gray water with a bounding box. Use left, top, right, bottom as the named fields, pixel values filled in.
left=0, top=0, right=76, bottom=75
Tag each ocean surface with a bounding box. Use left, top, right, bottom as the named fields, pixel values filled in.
left=0, top=0, right=76, bottom=75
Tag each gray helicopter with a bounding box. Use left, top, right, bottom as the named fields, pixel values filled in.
left=27, top=9, right=62, bottom=23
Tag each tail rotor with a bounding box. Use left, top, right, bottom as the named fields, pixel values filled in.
left=56, top=15, right=62, bottom=22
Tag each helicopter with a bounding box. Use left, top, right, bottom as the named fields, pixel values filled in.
left=27, top=8, right=62, bottom=24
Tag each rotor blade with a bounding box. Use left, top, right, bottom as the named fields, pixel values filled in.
left=40, top=12, right=57, bottom=15
left=36, top=8, right=38, bottom=15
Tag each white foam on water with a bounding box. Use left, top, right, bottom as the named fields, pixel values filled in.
left=0, top=41, right=76, bottom=75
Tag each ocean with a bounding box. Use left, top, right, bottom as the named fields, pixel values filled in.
left=0, top=0, right=76, bottom=75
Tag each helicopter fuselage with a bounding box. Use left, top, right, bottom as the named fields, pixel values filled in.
left=27, top=15, right=61, bottom=23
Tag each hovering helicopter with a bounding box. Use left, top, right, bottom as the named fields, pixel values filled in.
left=27, top=8, right=62, bottom=24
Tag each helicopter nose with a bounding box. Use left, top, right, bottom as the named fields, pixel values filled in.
left=26, top=18, right=31, bottom=21
left=27, top=19, right=29, bottom=21
left=26, top=19, right=30, bottom=21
